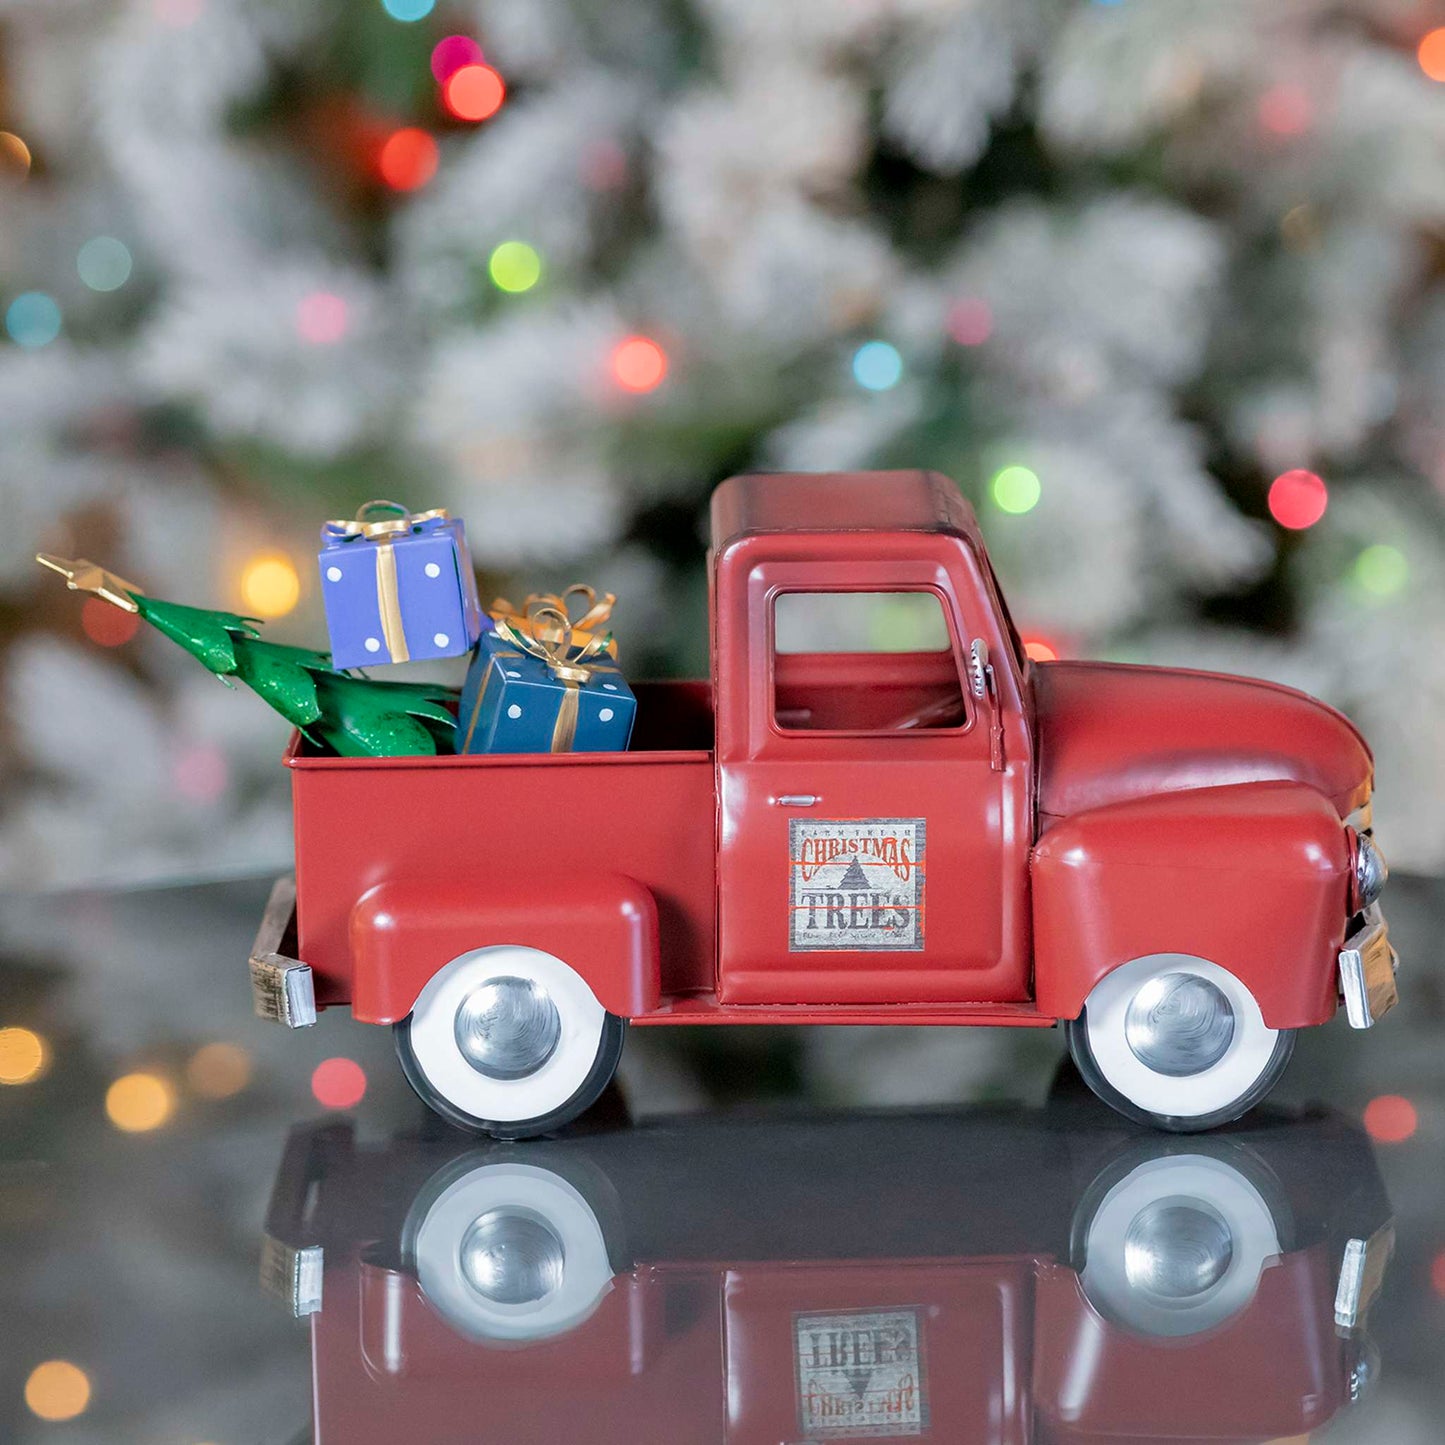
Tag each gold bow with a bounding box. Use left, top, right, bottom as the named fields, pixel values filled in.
left=493, top=597, right=614, bottom=684
left=324, top=500, right=450, bottom=541
left=489, top=584, right=617, bottom=658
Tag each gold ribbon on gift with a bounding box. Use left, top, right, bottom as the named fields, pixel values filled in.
left=323, top=501, right=452, bottom=665
left=488, top=584, right=617, bottom=659
left=458, top=638, right=622, bottom=754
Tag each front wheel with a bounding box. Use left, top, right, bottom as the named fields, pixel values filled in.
left=1066, top=955, right=1295, bottom=1132
left=395, top=945, right=626, bottom=1139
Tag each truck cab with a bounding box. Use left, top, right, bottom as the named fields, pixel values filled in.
left=257, top=471, right=1399, bottom=1139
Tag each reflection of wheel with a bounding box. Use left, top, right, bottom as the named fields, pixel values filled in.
left=1066, top=955, right=1295, bottom=1132
left=395, top=946, right=626, bottom=1140
left=403, top=1155, right=620, bottom=1342
left=1073, top=1149, right=1287, bottom=1338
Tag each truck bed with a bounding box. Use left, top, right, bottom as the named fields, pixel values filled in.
left=287, top=680, right=718, bottom=1008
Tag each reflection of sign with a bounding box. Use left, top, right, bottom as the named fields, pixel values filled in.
left=789, top=819, right=926, bottom=952
left=794, top=1308, right=926, bottom=1438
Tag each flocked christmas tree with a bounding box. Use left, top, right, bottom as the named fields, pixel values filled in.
left=36, top=555, right=458, bottom=757
left=4, top=0, right=1445, bottom=883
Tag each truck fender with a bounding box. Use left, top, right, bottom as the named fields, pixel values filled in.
left=348, top=872, right=660, bottom=1024
left=1031, top=781, right=1351, bottom=1030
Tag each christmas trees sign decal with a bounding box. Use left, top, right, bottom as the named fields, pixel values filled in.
left=789, top=818, right=927, bottom=952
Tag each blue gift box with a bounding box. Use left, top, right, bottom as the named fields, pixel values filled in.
left=319, top=504, right=484, bottom=671
left=456, top=632, right=636, bottom=755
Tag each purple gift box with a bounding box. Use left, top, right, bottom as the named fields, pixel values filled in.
left=318, top=503, right=485, bottom=670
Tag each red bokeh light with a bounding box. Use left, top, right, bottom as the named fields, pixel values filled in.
left=172, top=743, right=229, bottom=804
left=580, top=139, right=628, bottom=191
left=1432, top=1250, right=1445, bottom=1299
left=295, top=292, right=349, bottom=346
left=1363, top=1094, right=1417, bottom=1144
left=311, top=1057, right=367, bottom=1110
left=1023, top=637, right=1059, bottom=663
left=948, top=297, right=993, bottom=347
left=443, top=65, right=506, bottom=123
left=1420, top=28, right=1445, bottom=83
left=1268, top=468, right=1328, bottom=530
left=1258, top=83, right=1313, bottom=138
left=611, top=335, right=668, bottom=393
left=431, top=35, right=484, bottom=85
left=81, top=598, right=140, bottom=648
left=378, top=129, right=439, bottom=192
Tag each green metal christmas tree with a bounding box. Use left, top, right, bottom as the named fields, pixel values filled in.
left=36, top=555, right=458, bottom=758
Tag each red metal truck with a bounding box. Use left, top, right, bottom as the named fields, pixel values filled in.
left=261, top=1101, right=1393, bottom=1444
left=249, top=470, right=1399, bottom=1136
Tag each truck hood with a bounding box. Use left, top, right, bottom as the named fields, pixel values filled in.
left=1032, top=660, right=1372, bottom=822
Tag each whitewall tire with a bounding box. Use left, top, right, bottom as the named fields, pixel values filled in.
left=406, top=1157, right=618, bottom=1343
left=1066, top=955, right=1295, bottom=1132
left=395, top=945, right=625, bottom=1139
left=1074, top=1150, right=1285, bottom=1338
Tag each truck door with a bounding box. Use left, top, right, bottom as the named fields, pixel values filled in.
left=717, top=558, right=1031, bottom=1005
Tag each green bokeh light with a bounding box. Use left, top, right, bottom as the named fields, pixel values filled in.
left=1353, top=543, right=1408, bottom=597
left=990, top=465, right=1041, bottom=515
left=488, top=241, right=542, bottom=294
left=77, top=236, right=133, bottom=292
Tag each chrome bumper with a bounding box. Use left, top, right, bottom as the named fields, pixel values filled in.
left=248, top=875, right=317, bottom=1029
left=1339, top=903, right=1398, bottom=1030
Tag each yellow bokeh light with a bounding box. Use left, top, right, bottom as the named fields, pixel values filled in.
left=105, top=1072, right=176, bottom=1132
left=0, top=1027, right=48, bottom=1084
left=240, top=553, right=301, bottom=618
left=0, top=131, right=32, bottom=178
left=25, top=1361, right=91, bottom=1421
left=186, top=1041, right=252, bottom=1099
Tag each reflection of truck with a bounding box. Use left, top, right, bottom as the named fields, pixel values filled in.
left=262, top=1101, right=1393, bottom=1443
left=251, top=471, right=1399, bottom=1136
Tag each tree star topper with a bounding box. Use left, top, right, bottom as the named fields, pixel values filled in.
left=35, top=553, right=142, bottom=613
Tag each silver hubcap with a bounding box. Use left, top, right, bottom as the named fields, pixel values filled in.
left=1123, top=1199, right=1234, bottom=1301
left=1125, top=972, right=1236, bottom=1077
left=458, top=1207, right=566, bottom=1304
left=454, top=976, right=561, bottom=1080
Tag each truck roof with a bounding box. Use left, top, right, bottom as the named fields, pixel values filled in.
left=709, top=470, right=983, bottom=554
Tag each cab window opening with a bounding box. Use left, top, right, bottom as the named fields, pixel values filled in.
left=772, top=590, right=969, bottom=733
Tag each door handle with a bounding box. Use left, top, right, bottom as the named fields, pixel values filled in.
left=774, top=794, right=819, bottom=807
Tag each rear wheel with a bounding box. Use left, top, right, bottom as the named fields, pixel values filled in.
left=395, top=945, right=625, bottom=1139
left=403, top=1153, right=621, bottom=1342
left=1066, top=955, right=1295, bottom=1132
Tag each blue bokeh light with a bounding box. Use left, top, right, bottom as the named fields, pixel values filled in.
left=852, top=340, right=904, bottom=391
left=6, top=292, right=62, bottom=349
left=381, top=0, right=435, bottom=20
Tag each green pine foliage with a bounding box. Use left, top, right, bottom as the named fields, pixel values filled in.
left=132, top=594, right=457, bottom=757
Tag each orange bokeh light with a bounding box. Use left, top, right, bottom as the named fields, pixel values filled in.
left=25, top=1361, right=91, bottom=1421
left=611, top=335, right=668, bottom=393
left=1023, top=638, right=1059, bottom=662
left=1420, top=28, right=1445, bottom=82
left=312, top=1057, right=367, bottom=1110
left=379, top=129, right=439, bottom=191
left=443, top=64, right=506, bottom=123
left=1363, top=1094, right=1417, bottom=1144
left=81, top=598, right=141, bottom=647
left=1431, top=1249, right=1445, bottom=1298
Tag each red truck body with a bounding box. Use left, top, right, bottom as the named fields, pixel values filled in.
left=264, top=470, right=1396, bottom=1133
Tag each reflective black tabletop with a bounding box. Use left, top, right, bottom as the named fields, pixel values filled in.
left=2, top=875, right=1443, bottom=1443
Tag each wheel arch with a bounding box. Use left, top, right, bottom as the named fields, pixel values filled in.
left=348, top=872, right=660, bottom=1023
left=1031, top=780, right=1351, bottom=1030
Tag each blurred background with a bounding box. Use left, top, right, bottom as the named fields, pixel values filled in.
left=5, top=7, right=1445, bottom=1440
left=3, top=0, right=1445, bottom=888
